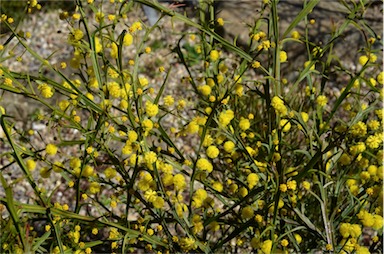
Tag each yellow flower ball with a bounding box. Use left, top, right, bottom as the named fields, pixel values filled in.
left=210, top=50, right=220, bottom=61
left=247, top=173, right=259, bottom=189
left=45, top=144, right=58, bottom=155
left=280, top=51, right=287, bottom=62
left=316, top=95, right=328, bottom=107
left=38, top=83, right=54, bottom=98
left=206, top=145, right=219, bottom=159
left=82, top=165, right=94, bottom=177
left=291, top=30, right=300, bottom=39
left=94, top=37, right=102, bottom=53
left=241, top=206, right=254, bottom=219
left=280, top=119, right=291, bottom=132
left=281, top=239, right=289, bottom=247
left=219, top=109, right=234, bottom=127
left=173, top=173, right=186, bottom=190
left=110, top=42, right=118, bottom=58
left=212, top=181, right=223, bottom=192
left=144, top=151, right=157, bottom=165
left=377, top=71, right=384, bottom=85
left=271, top=96, right=287, bottom=116
left=294, top=234, right=302, bottom=244
left=239, top=118, right=251, bottom=131
left=153, top=196, right=164, bottom=208
left=349, top=121, right=367, bottom=137
left=260, top=240, right=272, bottom=254
left=217, top=17, right=224, bottom=26
left=198, top=85, right=211, bottom=96
left=300, top=112, right=309, bottom=122
left=359, top=55, right=369, bottom=66
left=104, top=167, right=117, bottom=179
left=163, top=95, right=175, bottom=106
left=26, top=159, right=36, bottom=171
left=145, top=101, right=159, bottom=117
left=196, top=158, right=213, bottom=173
left=223, top=140, right=235, bottom=153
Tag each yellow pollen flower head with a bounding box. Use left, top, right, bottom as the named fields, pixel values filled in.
left=206, top=145, right=220, bottom=159
left=45, top=143, right=58, bottom=155
left=210, top=50, right=220, bottom=61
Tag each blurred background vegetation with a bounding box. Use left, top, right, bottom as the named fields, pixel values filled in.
left=1, top=0, right=75, bottom=33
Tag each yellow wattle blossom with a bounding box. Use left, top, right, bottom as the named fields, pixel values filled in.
left=162, top=95, right=174, bottom=106
left=223, top=140, right=235, bottom=153
left=257, top=40, right=271, bottom=51
left=138, top=77, right=149, bottom=87
left=247, top=173, right=259, bottom=189
left=52, top=161, right=63, bottom=173
left=153, top=196, right=164, bottom=208
left=239, top=118, right=251, bottom=131
left=339, top=223, right=362, bottom=238
left=219, top=109, right=234, bottom=127
left=369, top=53, right=377, bottom=63
left=294, top=234, right=302, bottom=244
left=349, top=121, right=367, bottom=137
left=196, top=158, right=213, bottom=173
left=142, top=119, right=153, bottom=133
left=280, top=51, right=287, bottom=62
left=280, top=183, right=288, bottom=192
left=110, top=42, right=118, bottom=58
left=26, top=159, right=36, bottom=171
left=280, top=119, right=291, bottom=132
left=82, top=165, right=94, bottom=177
left=212, top=181, right=223, bottom=192
left=259, top=240, right=272, bottom=254
left=350, top=142, right=366, bottom=156
left=359, top=55, right=369, bottom=66
left=40, top=167, right=51, bottom=178
left=38, top=83, right=54, bottom=98
left=180, top=237, right=197, bottom=251
left=186, top=120, right=199, bottom=134
left=206, top=145, right=219, bottom=159
left=210, top=50, right=220, bottom=61
left=271, top=96, right=287, bottom=116
left=291, top=30, right=300, bottom=39
left=144, top=189, right=157, bottom=202
left=217, top=17, right=224, bottom=26
left=144, top=151, right=157, bottom=165
left=377, top=71, right=384, bottom=84
left=316, top=95, right=328, bottom=107
left=104, top=167, right=117, bottom=179
left=145, top=101, right=159, bottom=117
left=241, top=206, right=254, bottom=219
left=198, top=84, right=211, bottom=96
left=281, top=239, right=289, bottom=247
left=107, top=82, right=121, bottom=98
left=287, top=180, right=297, bottom=190
left=173, top=173, right=186, bottom=190
left=304, top=61, right=315, bottom=70
left=129, top=21, right=142, bottom=33
left=357, top=209, right=375, bottom=227
left=45, top=143, right=58, bottom=155
left=366, top=134, right=382, bottom=149
left=69, top=29, right=83, bottom=42
left=252, top=61, right=261, bottom=68
left=94, top=37, right=102, bottom=53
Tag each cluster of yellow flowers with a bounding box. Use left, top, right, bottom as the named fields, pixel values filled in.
left=271, top=96, right=287, bottom=116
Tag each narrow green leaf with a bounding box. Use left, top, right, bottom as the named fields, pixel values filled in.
left=282, top=0, right=320, bottom=38
left=32, top=232, right=51, bottom=252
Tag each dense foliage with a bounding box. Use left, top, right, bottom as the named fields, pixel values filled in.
left=0, top=0, right=382, bottom=253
